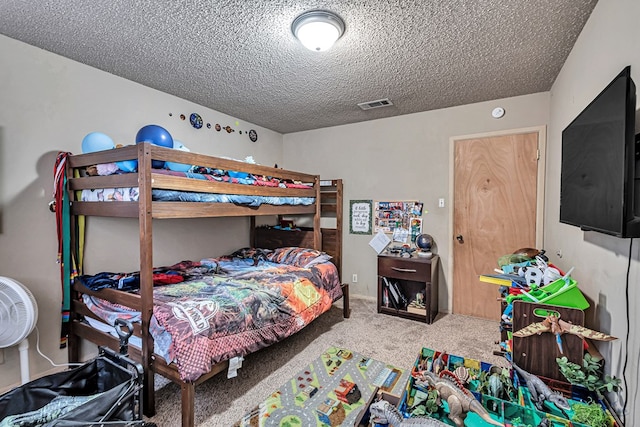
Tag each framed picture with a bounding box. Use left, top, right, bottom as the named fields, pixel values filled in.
left=350, top=200, right=372, bottom=234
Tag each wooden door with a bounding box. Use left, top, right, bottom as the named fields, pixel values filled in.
left=452, top=131, right=540, bottom=319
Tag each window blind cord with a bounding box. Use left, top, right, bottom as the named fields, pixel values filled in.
left=35, top=325, right=84, bottom=368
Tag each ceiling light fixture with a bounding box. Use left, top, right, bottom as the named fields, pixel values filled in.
left=292, top=10, right=345, bottom=52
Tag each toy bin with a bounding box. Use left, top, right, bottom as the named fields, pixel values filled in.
left=514, top=374, right=621, bottom=427
left=401, top=348, right=620, bottom=427
left=403, top=348, right=515, bottom=426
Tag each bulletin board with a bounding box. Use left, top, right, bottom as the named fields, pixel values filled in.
left=375, top=201, right=424, bottom=243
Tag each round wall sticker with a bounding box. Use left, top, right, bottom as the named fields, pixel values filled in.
left=190, top=113, right=203, bottom=129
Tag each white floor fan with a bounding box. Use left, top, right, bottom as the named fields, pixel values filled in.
left=0, top=276, right=38, bottom=384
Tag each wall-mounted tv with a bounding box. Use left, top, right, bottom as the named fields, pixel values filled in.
left=560, top=66, right=640, bottom=238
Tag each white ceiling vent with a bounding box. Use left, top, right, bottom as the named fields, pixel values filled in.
left=357, top=98, right=394, bottom=110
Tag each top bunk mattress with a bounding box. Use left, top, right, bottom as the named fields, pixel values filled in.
left=66, top=144, right=320, bottom=217
left=80, top=168, right=315, bottom=206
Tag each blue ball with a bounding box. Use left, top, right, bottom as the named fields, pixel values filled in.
left=82, top=132, right=115, bottom=153
left=165, top=162, right=190, bottom=172
left=136, top=125, right=173, bottom=168
left=135, top=125, right=173, bottom=147
left=116, top=160, right=138, bottom=172
left=165, top=140, right=192, bottom=172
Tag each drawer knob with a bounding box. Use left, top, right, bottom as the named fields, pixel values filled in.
left=456, top=234, right=464, bottom=243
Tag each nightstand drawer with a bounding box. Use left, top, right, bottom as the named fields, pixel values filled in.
left=378, top=256, right=430, bottom=281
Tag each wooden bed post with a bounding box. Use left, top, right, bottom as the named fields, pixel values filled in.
left=334, top=179, right=343, bottom=279
left=313, top=176, right=321, bottom=250
left=138, top=143, right=156, bottom=416
left=181, top=382, right=195, bottom=427
left=341, top=283, right=351, bottom=318
left=250, top=216, right=256, bottom=247
left=66, top=159, right=80, bottom=364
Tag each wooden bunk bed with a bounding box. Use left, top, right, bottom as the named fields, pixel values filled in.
left=64, top=143, right=350, bottom=427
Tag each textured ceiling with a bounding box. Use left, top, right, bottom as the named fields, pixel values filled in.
left=0, top=0, right=598, bottom=134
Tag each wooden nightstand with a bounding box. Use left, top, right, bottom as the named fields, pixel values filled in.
left=377, top=254, right=439, bottom=324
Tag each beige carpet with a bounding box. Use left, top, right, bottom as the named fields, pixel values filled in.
left=147, top=296, right=507, bottom=426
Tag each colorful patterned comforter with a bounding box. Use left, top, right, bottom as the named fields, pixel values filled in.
left=81, top=248, right=342, bottom=382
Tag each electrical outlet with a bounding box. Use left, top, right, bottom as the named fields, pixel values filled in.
left=438, top=198, right=445, bottom=208
left=352, top=274, right=358, bottom=283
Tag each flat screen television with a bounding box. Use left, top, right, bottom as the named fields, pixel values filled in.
left=560, top=66, right=640, bottom=238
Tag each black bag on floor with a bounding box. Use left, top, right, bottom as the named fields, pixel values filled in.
left=0, top=322, right=154, bottom=426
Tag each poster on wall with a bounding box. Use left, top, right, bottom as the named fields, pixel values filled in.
left=375, top=200, right=425, bottom=243
left=349, top=200, right=373, bottom=234
left=410, top=217, right=423, bottom=243
left=375, top=201, right=406, bottom=234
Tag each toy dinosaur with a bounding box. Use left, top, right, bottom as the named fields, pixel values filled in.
left=431, top=352, right=446, bottom=375
left=509, top=361, right=571, bottom=412
left=513, top=313, right=617, bottom=354
left=453, top=366, right=469, bottom=384
left=487, top=373, right=504, bottom=399
left=414, top=370, right=503, bottom=427
left=369, top=399, right=450, bottom=426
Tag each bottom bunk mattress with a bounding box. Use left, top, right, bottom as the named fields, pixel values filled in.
left=79, top=248, right=342, bottom=382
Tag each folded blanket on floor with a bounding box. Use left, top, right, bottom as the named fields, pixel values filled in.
left=0, top=393, right=102, bottom=427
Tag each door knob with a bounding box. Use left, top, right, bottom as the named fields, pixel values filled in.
left=456, top=235, right=464, bottom=243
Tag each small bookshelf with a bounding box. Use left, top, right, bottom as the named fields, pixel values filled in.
left=377, top=254, right=439, bottom=324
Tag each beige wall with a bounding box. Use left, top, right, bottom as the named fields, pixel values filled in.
left=283, top=93, right=550, bottom=308
left=544, top=0, right=640, bottom=420
left=0, top=35, right=284, bottom=389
